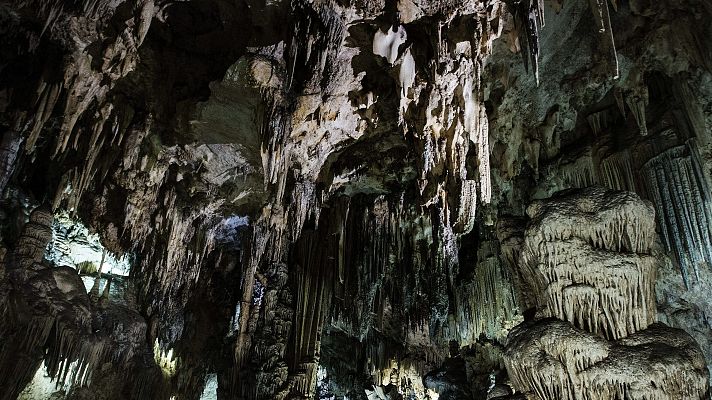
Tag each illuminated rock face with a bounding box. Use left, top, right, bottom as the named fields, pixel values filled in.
left=520, top=186, right=658, bottom=340
left=504, top=187, right=710, bottom=400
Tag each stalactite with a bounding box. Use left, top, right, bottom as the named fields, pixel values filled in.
left=588, top=0, right=619, bottom=78
left=672, top=79, right=708, bottom=146
left=233, top=220, right=264, bottom=371
left=399, top=46, right=416, bottom=119
left=99, top=276, right=112, bottom=307
left=626, top=90, right=649, bottom=136
left=557, top=148, right=598, bottom=189
left=496, top=216, right=534, bottom=311
left=642, top=141, right=712, bottom=285
left=598, top=149, right=636, bottom=192
left=25, top=82, right=61, bottom=153
left=506, top=0, right=542, bottom=84
left=586, top=109, right=611, bottom=136
left=373, top=26, right=408, bottom=65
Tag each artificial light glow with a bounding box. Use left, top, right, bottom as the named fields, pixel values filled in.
left=154, top=339, right=179, bottom=377
left=46, top=211, right=131, bottom=276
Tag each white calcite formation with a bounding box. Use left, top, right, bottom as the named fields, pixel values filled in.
left=505, top=320, right=709, bottom=400
left=521, top=186, right=657, bottom=339
left=505, top=187, right=710, bottom=400
left=373, top=25, right=407, bottom=64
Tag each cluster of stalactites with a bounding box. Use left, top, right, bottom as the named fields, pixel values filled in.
left=2, top=0, right=218, bottom=327
left=507, top=0, right=619, bottom=84
left=328, top=195, right=461, bottom=342
left=12, top=0, right=156, bottom=213
left=409, top=13, right=495, bottom=236
left=0, top=208, right=110, bottom=399
left=135, top=189, right=221, bottom=316
left=368, top=6, right=500, bottom=242
left=449, top=241, right=521, bottom=344
left=230, top=2, right=540, bottom=397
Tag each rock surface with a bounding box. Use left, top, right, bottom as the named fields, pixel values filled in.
left=504, top=187, right=710, bottom=400
left=0, top=0, right=711, bottom=398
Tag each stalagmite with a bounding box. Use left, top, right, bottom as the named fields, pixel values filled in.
left=505, top=320, right=709, bottom=400
left=519, top=186, right=657, bottom=338
left=505, top=187, right=710, bottom=399
left=13, top=207, right=53, bottom=272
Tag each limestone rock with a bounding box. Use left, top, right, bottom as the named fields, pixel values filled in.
left=505, top=319, right=709, bottom=400
left=520, top=186, right=657, bottom=339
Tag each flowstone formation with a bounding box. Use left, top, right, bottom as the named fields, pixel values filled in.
left=520, top=186, right=658, bottom=339
left=503, top=187, right=710, bottom=400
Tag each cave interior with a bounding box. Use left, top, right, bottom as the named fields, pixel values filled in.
left=1, top=0, right=712, bottom=399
